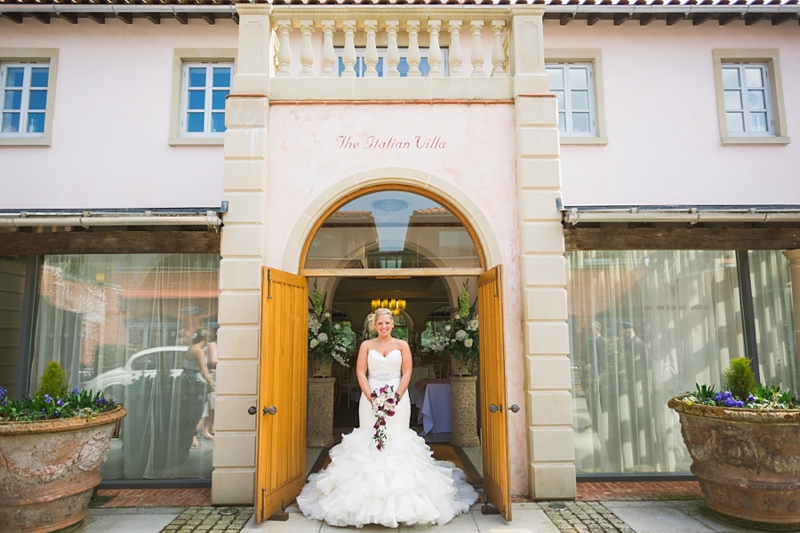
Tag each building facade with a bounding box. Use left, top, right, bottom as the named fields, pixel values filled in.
left=2, top=0, right=800, bottom=515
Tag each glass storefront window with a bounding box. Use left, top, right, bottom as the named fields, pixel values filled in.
left=567, top=250, right=745, bottom=474
left=30, top=253, right=219, bottom=480
left=304, top=190, right=480, bottom=270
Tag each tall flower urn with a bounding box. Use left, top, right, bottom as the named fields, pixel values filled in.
left=0, top=406, right=127, bottom=533
left=668, top=398, right=800, bottom=531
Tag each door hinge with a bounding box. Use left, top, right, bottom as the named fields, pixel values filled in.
left=267, top=268, right=272, bottom=299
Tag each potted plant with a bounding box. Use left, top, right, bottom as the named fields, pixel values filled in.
left=440, top=281, right=479, bottom=376
left=668, top=357, right=800, bottom=531
left=308, top=281, right=350, bottom=377
left=0, top=361, right=125, bottom=533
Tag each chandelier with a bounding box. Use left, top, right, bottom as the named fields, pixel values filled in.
left=371, top=298, right=407, bottom=316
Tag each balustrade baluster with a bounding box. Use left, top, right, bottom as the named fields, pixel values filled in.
left=448, top=20, right=463, bottom=77
left=428, top=20, right=442, bottom=77
left=490, top=21, right=508, bottom=77
left=321, top=20, right=335, bottom=77
left=386, top=21, right=400, bottom=77
left=364, top=20, right=379, bottom=77
left=299, top=20, right=315, bottom=77
left=342, top=20, right=357, bottom=78
left=406, top=20, right=421, bottom=77
left=470, top=21, right=485, bottom=77
left=276, top=20, right=292, bottom=77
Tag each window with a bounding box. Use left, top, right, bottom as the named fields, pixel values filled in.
left=1, top=63, right=49, bottom=137
left=721, top=63, right=774, bottom=136
left=169, top=49, right=236, bottom=146
left=28, top=253, right=220, bottom=480
left=0, top=48, right=58, bottom=146
left=547, top=63, right=595, bottom=137
left=567, top=249, right=795, bottom=474
left=336, top=49, right=448, bottom=77
left=713, top=50, right=790, bottom=145
left=545, top=50, right=607, bottom=145
left=181, top=62, right=233, bottom=137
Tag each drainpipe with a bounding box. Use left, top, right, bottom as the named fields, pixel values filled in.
left=0, top=212, right=222, bottom=229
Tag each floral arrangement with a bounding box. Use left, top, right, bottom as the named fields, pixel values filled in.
left=370, top=384, right=399, bottom=451
left=677, top=357, right=799, bottom=410
left=433, top=281, right=479, bottom=372
left=0, top=362, right=117, bottom=422
left=308, top=281, right=350, bottom=367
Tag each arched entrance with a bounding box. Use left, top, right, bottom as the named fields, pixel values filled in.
left=254, top=182, right=512, bottom=523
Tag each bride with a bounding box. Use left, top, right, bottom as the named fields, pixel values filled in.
left=297, top=307, right=478, bottom=528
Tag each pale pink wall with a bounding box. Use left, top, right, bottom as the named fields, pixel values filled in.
left=0, top=19, right=237, bottom=210
left=544, top=21, right=800, bottom=206
left=268, top=103, right=529, bottom=493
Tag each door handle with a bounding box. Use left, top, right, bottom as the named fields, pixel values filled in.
left=248, top=406, right=257, bottom=415
left=263, top=406, right=278, bottom=415
left=488, top=404, right=502, bottom=413
left=509, top=404, right=520, bottom=413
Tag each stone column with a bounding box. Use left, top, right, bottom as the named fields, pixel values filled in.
left=511, top=7, right=576, bottom=500
left=307, top=378, right=336, bottom=447
left=212, top=4, right=272, bottom=506
left=450, top=376, right=480, bottom=447
left=782, top=249, right=800, bottom=383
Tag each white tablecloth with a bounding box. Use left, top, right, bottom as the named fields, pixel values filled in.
left=416, top=381, right=451, bottom=435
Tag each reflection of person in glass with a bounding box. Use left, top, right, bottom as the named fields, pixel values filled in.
left=182, top=328, right=215, bottom=448
left=583, top=321, right=614, bottom=471
left=618, top=321, right=655, bottom=470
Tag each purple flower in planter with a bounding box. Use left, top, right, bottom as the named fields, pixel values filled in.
left=56, top=398, right=65, bottom=407
left=44, top=394, right=53, bottom=405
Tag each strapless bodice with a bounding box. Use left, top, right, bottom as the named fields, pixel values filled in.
left=368, top=349, right=402, bottom=384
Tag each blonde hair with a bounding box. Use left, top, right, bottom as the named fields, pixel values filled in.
left=367, top=308, right=393, bottom=333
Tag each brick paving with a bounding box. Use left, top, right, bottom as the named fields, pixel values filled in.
left=92, top=481, right=702, bottom=509
left=160, top=507, right=253, bottom=532
left=541, top=501, right=635, bottom=533
left=577, top=481, right=703, bottom=501
left=94, top=488, right=212, bottom=508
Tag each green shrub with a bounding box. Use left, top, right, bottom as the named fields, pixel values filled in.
left=36, top=361, right=70, bottom=400
left=723, top=357, right=757, bottom=402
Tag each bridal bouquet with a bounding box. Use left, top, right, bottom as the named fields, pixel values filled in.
left=370, top=384, right=400, bottom=451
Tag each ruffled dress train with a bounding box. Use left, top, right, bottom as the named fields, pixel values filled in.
left=296, top=350, right=478, bottom=528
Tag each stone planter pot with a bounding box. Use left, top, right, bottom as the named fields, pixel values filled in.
left=0, top=406, right=127, bottom=533
left=668, top=397, right=800, bottom=531
left=310, top=359, right=333, bottom=378
left=449, top=355, right=473, bottom=377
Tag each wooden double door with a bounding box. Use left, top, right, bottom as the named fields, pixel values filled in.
left=253, top=266, right=512, bottom=523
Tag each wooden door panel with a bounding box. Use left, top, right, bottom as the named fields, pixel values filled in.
left=478, top=265, right=511, bottom=521
left=255, top=268, right=308, bottom=524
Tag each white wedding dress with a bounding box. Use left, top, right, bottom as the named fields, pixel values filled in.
left=297, top=349, right=478, bottom=528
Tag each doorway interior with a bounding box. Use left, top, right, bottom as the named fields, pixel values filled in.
left=305, top=274, right=484, bottom=488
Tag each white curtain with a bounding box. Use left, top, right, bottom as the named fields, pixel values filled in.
left=31, top=253, right=219, bottom=480
left=567, top=250, right=746, bottom=474
left=749, top=250, right=798, bottom=392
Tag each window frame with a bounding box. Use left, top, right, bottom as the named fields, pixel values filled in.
left=713, top=49, right=790, bottom=146
left=169, top=48, right=236, bottom=147
left=0, top=48, right=58, bottom=147
left=544, top=49, right=608, bottom=146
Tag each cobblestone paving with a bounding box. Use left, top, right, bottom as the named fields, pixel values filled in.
left=540, top=501, right=635, bottom=533
left=160, top=506, right=253, bottom=532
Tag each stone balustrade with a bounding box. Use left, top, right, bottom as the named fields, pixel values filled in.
left=269, top=10, right=511, bottom=80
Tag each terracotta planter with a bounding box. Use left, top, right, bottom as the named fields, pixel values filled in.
left=0, top=407, right=127, bottom=533
left=668, top=398, right=800, bottom=531
left=310, top=359, right=332, bottom=378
